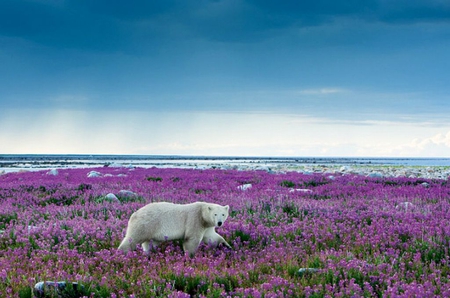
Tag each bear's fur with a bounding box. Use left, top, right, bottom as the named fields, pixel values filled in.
left=118, top=202, right=231, bottom=257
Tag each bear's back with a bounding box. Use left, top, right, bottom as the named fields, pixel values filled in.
left=133, top=202, right=202, bottom=219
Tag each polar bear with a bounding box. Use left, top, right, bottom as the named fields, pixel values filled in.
left=118, top=202, right=231, bottom=257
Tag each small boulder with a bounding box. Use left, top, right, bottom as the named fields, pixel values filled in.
left=421, top=182, right=430, bottom=188
left=46, top=169, right=58, bottom=176
left=34, top=281, right=84, bottom=298
left=109, top=163, right=123, bottom=168
left=238, top=184, right=252, bottom=191
left=104, top=193, right=120, bottom=203
left=289, top=188, right=313, bottom=193
left=340, top=166, right=351, bottom=172
left=396, top=202, right=415, bottom=211
left=367, top=172, right=383, bottom=178
left=87, top=171, right=102, bottom=178
left=118, top=190, right=137, bottom=198
left=297, top=268, right=320, bottom=277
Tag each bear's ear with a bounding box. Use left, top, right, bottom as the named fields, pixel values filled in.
left=225, top=205, right=229, bottom=211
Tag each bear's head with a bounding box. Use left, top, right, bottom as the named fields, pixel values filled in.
left=203, top=204, right=229, bottom=228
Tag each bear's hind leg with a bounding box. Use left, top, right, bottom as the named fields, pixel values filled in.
left=183, top=237, right=202, bottom=258
left=118, top=237, right=137, bottom=253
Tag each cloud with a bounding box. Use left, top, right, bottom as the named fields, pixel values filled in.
left=1, top=1, right=449, bottom=135
left=386, top=131, right=450, bottom=157
left=412, top=132, right=450, bottom=150
left=297, top=88, right=347, bottom=95
left=1, top=107, right=449, bottom=157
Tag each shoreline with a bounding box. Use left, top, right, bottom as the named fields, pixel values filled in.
left=1, top=161, right=449, bottom=180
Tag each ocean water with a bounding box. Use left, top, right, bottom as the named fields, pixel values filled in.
left=1, top=154, right=449, bottom=172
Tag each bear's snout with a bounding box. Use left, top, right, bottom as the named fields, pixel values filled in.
left=218, top=221, right=223, bottom=227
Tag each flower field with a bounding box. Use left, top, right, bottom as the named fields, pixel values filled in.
left=1, top=167, right=450, bottom=297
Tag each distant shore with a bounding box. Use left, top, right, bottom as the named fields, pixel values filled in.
left=1, top=154, right=449, bottom=179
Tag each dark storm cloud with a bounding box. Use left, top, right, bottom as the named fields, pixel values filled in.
left=1, top=0, right=449, bottom=50
left=1, top=0, right=450, bottom=123
left=0, top=0, right=126, bottom=50
left=249, top=0, right=450, bottom=24
left=377, top=0, right=450, bottom=23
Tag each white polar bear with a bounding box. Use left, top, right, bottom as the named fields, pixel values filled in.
left=118, top=202, right=231, bottom=257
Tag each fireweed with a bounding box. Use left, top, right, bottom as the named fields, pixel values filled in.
left=0, top=167, right=450, bottom=297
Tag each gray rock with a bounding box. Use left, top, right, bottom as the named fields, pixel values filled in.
left=46, top=169, right=58, bottom=176
left=87, top=171, right=102, bottom=178
left=104, top=193, right=120, bottom=203
left=367, top=172, right=383, bottom=178
left=109, top=162, right=123, bottom=167
left=396, top=202, right=415, bottom=211
left=238, top=184, right=252, bottom=191
left=118, top=190, right=137, bottom=198
left=289, top=188, right=313, bottom=193
left=340, top=166, right=351, bottom=172
left=421, top=182, right=430, bottom=188
left=298, top=268, right=320, bottom=276
left=34, top=281, right=84, bottom=298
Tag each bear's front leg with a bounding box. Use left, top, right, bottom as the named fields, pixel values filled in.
left=203, top=234, right=232, bottom=249
left=183, top=236, right=202, bottom=258
left=217, top=235, right=232, bottom=249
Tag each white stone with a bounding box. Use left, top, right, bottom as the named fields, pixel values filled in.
left=340, top=166, right=351, bottom=172
left=396, top=202, right=415, bottom=211
left=104, top=193, right=120, bottom=203
left=46, top=169, right=58, bottom=176
left=289, top=188, right=313, bottom=193
left=298, top=268, right=320, bottom=276
left=87, top=171, right=102, bottom=178
left=238, top=184, right=252, bottom=191
left=118, top=190, right=137, bottom=197
left=367, top=172, right=383, bottom=178
left=109, top=163, right=123, bottom=167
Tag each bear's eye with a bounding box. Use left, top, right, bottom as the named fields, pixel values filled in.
left=222, top=214, right=225, bottom=216
left=214, top=214, right=217, bottom=216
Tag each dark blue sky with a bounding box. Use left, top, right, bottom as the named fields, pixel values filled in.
left=1, top=0, right=450, bottom=156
